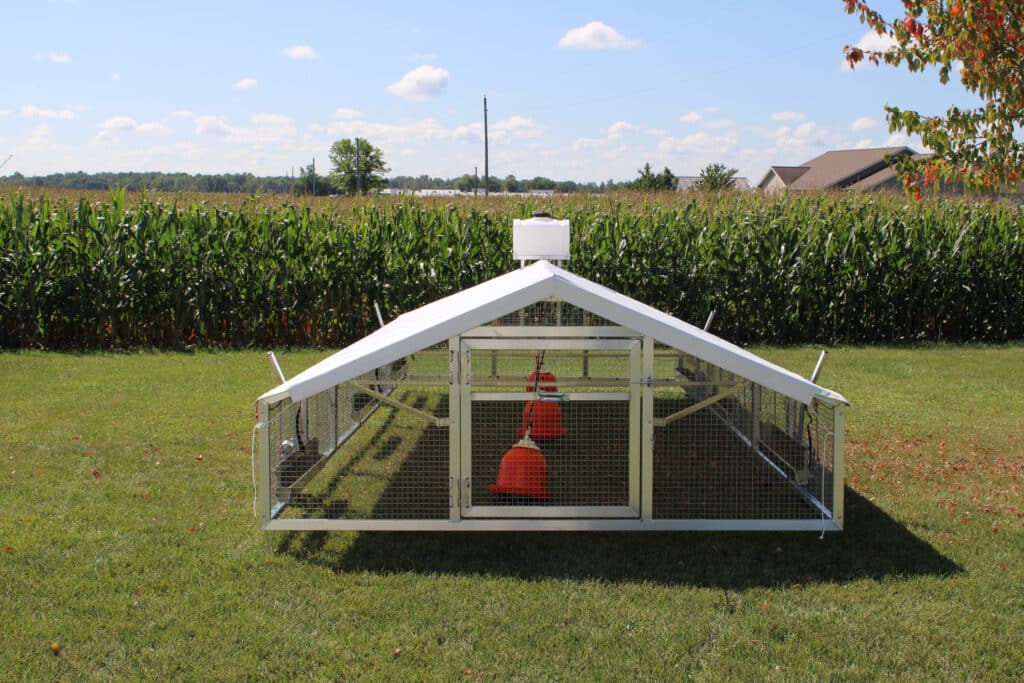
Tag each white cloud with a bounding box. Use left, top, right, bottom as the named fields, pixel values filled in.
left=195, top=115, right=234, bottom=137
left=96, top=116, right=168, bottom=141
left=557, top=21, right=641, bottom=50
left=572, top=137, right=607, bottom=152
left=855, top=138, right=875, bottom=149
left=771, top=111, right=806, bottom=122
left=703, top=118, right=736, bottom=130
left=34, top=52, right=70, bottom=64
left=249, top=114, right=296, bottom=141
left=281, top=45, right=320, bottom=60
left=883, top=132, right=914, bottom=147
left=233, top=78, right=258, bottom=90
left=111, top=73, right=120, bottom=81
left=327, top=117, right=452, bottom=148
left=100, top=116, right=138, bottom=131
left=0, top=109, right=9, bottom=117
left=20, top=105, right=78, bottom=120
left=851, top=116, right=878, bottom=132
left=387, top=65, right=449, bottom=101
left=679, top=111, right=701, bottom=124
left=494, top=115, right=544, bottom=139
left=842, top=30, right=898, bottom=71
left=658, top=130, right=738, bottom=156
left=452, top=115, right=544, bottom=145
left=169, top=110, right=194, bottom=119
left=334, top=108, right=363, bottom=120
left=645, top=128, right=667, bottom=136
left=606, top=120, right=637, bottom=138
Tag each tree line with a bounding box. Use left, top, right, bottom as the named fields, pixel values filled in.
left=0, top=137, right=740, bottom=196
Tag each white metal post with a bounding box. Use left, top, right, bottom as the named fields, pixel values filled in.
left=256, top=400, right=271, bottom=528
left=449, top=337, right=462, bottom=521
left=640, top=337, right=655, bottom=521
left=832, top=403, right=846, bottom=529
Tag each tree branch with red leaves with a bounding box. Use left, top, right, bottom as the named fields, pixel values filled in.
left=844, top=0, right=1024, bottom=195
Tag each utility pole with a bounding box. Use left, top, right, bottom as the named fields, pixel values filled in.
left=474, top=166, right=478, bottom=196
left=355, top=137, right=362, bottom=195
left=483, top=97, right=489, bottom=196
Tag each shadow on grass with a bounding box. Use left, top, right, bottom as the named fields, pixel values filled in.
left=276, top=486, right=959, bottom=589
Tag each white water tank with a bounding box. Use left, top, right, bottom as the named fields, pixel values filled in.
left=512, top=213, right=570, bottom=263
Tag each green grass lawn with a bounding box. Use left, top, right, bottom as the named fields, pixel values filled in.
left=1, top=347, right=1021, bottom=680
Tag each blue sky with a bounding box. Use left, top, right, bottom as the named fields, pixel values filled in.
left=1, top=0, right=979, bottom=183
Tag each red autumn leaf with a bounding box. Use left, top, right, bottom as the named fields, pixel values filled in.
left=91, top=469, right=101, bottom=478
left=3, top=546, right=11, bottom=552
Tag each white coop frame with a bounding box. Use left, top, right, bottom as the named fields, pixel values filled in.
left=253, top=260, right=847, bottom=532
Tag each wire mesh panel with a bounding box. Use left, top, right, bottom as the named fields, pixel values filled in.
left=651, top=346, right=837, bottom=522
left=461, top=338, right=640, bottom=518
left=486, top=299, right=618, bottom=327
left=266, top=348, right=451, bottom=521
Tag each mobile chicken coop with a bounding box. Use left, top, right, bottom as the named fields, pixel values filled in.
left=253, top=217, right=847, bottom=532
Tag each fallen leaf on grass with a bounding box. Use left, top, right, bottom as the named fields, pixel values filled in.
left=393, top=647, right=402, bottom=656
left=91, top=469, right=101, bottom=478
left=84, top=450, right=95, bottom=457
left=195, top=455, right=204, bottom=461
left=49, top=642, right=60, bottom=655
left=4, top=546, right=11, bottom=552
left=463, top=668, right=474, bottom=676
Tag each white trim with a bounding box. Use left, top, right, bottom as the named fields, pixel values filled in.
left=470, top=391, right=631, bottom=402
left=261, top=518, right=844, bottom=532
left=461, top=505, right=637, bottom=519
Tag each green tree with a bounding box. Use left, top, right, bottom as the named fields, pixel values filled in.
left=328, top=138, right=389, bottom=195
left=453, top=173, right=479, bottom=193
left=844, top=0, right=1024, bottom=194
left=692, top=163, right=738, bottom=191
left=292, top=160, right=324, bottom=196
left=628, top=163, right=676, bottom=191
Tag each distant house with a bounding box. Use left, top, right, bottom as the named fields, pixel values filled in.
left=758, top=146, right=917, bottom=193
left=676, top=176, right=751, bottom=191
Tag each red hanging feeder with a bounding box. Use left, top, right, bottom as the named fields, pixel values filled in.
left=517, top=367, right=568, bottom=440
left=490, top=352, right=559, bottom=499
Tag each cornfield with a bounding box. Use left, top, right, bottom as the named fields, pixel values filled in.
left=2, top=188, right=1022, bottom=349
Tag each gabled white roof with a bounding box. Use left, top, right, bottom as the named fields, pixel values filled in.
left=259, top=261, right=847, bottom=407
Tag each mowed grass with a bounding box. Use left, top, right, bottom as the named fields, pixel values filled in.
left=0, top=347, right=1021, bottom=680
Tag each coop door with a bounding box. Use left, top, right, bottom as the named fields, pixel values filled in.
left=459, top=337, right=641, bottom=518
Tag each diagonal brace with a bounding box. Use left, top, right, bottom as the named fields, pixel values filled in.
left=653, top=383, right=746, bottom=427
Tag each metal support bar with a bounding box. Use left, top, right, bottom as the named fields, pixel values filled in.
left=345, top=381, right=449, bottom=427
left=810, top=349, right=828, bottom=383
left=653, top=383, right=746, bottom=427
left=267, top=352, right=286, bottom=383
left=703, top=309, right=717, bottom=331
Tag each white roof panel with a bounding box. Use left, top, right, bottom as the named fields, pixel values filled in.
left=258, top=261, right=847, bottom=406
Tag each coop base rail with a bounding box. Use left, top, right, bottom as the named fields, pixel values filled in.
left=262, top=518, right=842, bottom=532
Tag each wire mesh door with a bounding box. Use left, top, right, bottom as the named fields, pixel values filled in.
left=460, top=337, right=641, bottom=518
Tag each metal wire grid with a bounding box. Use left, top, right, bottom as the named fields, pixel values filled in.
left=269, top=354, right=451, bottom=520
left=468, top=347, right=632, bottom=508
left=651, top=347, right=836, bottom=520
left=469, top=400, right=630, bottom=507
left=469, top=348, right=631, bottom=391
left=488, top=300, right=617, bottom=327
